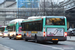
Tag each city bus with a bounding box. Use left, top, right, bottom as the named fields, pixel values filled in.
left=21, top=16, right=67, bottom=44
left=7, top=19, right=24, bottom=39
left=0, top=26, right=8, bottom=38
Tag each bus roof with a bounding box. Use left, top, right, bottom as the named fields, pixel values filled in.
left=9, top=19, right=24, bottom=23
left=28, top=16, right=66, bottom=19
left=22, top=16, right=66, bottom=22
left=23, top=18, right=42, bottom=22
left=8, top=19, right=24, bottom=26
left=46, top=16, right=66, bottom=18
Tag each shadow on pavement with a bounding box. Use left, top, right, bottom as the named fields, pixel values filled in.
left=26, top=40, right=65, bottom=45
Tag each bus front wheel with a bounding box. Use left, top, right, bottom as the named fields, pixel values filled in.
left=8, top=34, right=11, bottom=39
left=2, top=36, right=4, bottom=38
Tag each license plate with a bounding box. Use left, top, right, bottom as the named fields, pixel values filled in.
left=52, top=39, right=58, bottom=40
left=17, top=35, right=22, bottom=37
left=31, top=31, right=37, bottom=33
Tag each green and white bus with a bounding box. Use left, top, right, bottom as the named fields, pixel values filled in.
left=21, top=16, right=67, bottom=44
left=7, top=19, right=24, bottom=39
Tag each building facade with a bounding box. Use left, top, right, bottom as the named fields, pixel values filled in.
left=0, top=0, right=16, bottom=26
left=60, top=0, right=75, bottom=28
left=17, top=0, right=39, bottom=8
left=16, top=0, right=40, bottom=19
left=0, top=0, right=65, bottom=26
left=0, top=0, right=40, bottom=26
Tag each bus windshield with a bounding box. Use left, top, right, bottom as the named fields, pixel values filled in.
left=7, top=26, right=14, bottom=31
left=0, top=27, right=4, bottom=32
left=46, top=18, right=65, bottom=25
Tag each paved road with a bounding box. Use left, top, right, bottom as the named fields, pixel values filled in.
left=0, top=37, right=75, bottom=50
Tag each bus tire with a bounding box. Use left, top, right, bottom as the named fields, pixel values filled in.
left=34, top=35, right=39, bottom=43
left=9, top=36, right=11, bottom=39
left=8, top=34, right=11, bottom=39
left=25, top=38, right=28, bottom=41
left=13, top=35, right=16, bottom=40
left=9, top=37, right=11, bottom=39
left=25, top=37, right=28, bottom=41
left=21, top=35, right=24, bottom=40
left=2, top=36, right=4, bottom=38
left=35, top=38, right=39, bottom=43
left=2, top=34, right=4, bottom=38
left=52, top=41, right=58, bottom=44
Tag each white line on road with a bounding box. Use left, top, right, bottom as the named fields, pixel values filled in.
left=63, top=47, right=74, bottom=49
left=0, top=44, right=3, bottom=46
left=11, top=48, right=14, bottom=50
left=42, top=45, right=74, bottom=50
left=4, top=46, right=10, bottom=49
left=42, top=45, right=64, bottom=50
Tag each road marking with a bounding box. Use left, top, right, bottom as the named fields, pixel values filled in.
left=0, top=44, right=3, bottom=46
left=42, top=45, right=64, bottom=50
left=63, top=47, right=74, bottom=49
left=42, top=45, right=74, bottom=50
left=11, top=48, right=14, bottom=50
left=4, top=46, right=10, bottom=48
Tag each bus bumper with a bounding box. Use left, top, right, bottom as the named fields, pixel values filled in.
left=37, top=36, right=67, bottom=41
